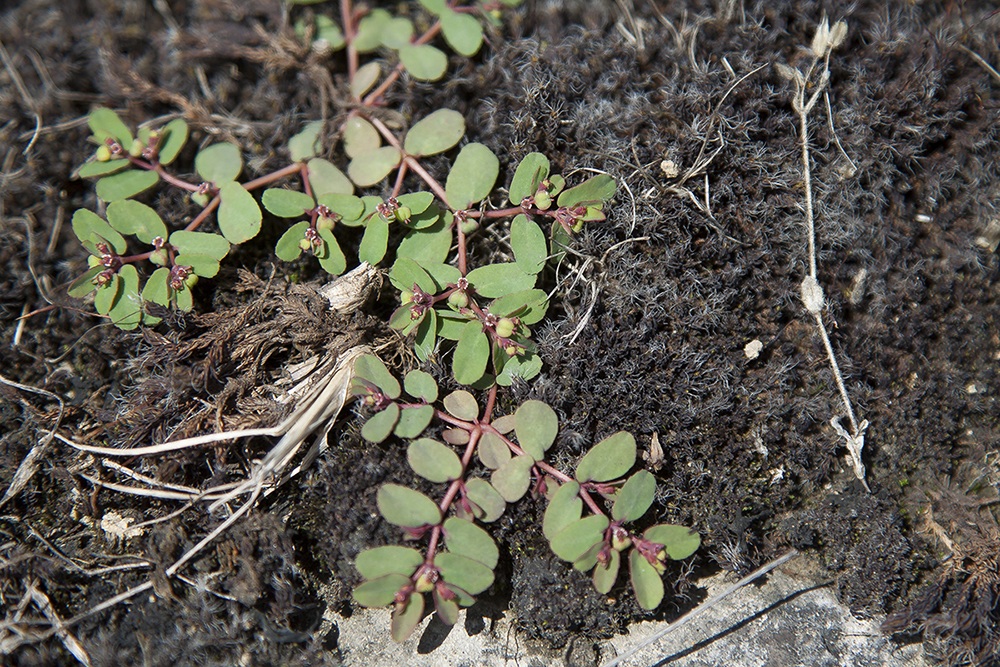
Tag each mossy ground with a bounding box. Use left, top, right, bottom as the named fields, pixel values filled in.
left=1, top=1, right=997, bottom=665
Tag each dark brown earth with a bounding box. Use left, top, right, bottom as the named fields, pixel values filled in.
left=1, top=1, right=998, bottom=666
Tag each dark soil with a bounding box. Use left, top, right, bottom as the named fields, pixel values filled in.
left=1, top=1, right=998, bottom=666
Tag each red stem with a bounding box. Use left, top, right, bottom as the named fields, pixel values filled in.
left=341, top=0, right=359, bottom=83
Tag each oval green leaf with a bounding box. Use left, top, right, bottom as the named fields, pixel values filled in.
left=575, top=432, right=636, bottom=483
left=389, top=257, right=436, bottom=294
left=359, top=215, right=389, bottom=264
left=514, top=400, right=558, bottom=461
left=77, top=158, right=129, bottom=179
left=288, top=120, right=323, bottom=162
left=466, top=263, right=536, bottom=298
left=465, top=478, right=505, bottom=523
left=156, top=118, right=188, bottom=165
left=348, top=146, right=401, bottom=187
left=216, top=181, right=261, bottom=244
left=453, top=321, right=489, bottom=385
left=169, top=230, right=231, bottom=261
left=307, top=158, right=354, bottom=196
left=195, top=142, right=242, bottom=183
left=351, top=61, right=381, bottom=99
left=354, top=9, right=391, bottom=53
left=508, top=152, right=550, bottom=205
left=68, top=266, right=103, bottom=298
left=377, top=483, right=442, bottom=528
left=140, top=267, right=171, bottom=308
left=510, top=214, right=548, bottom=275
left=490, top=455, right=533, bottom=502
left=391, top=592, right=425, bottom=642
left=629, top=550, right=664, bottom=610
left=354, top=354, right=401, bottom=399
left=442, top=389, right=478, bottom=421
left=262, top=188, right=314, bottom=217
left=108, top=264, right=142, bottom=330
left=404, top=109, right=465, bottom=157
left=643, top=524, right=701, bottom=560
left=408, top=438, right=463, bottom=483
left=72, top=209, right=127, bottom=254
left=398, top=44, right=448, bottom=81
left=432, top=587, right=460, bottom=626
left=445, top=143, right=499, bottom=209
left=356, top=546, right=424, bottom=579
left=593, top=549, right=621, bottom=594
left=477, top=431, right=511, bottom=470
left=88, top=107, right=132, bottom=145
left=343, top=116, right=381, bottom=159
left=394, top=405, right=434, bottom=439
left=557, top=173, right=617, bottom=207
left=397, top=219, right=452, bottom=265
left=96, top=169, right=160, bottom=202
left=403, top=369, right=438, bottom=402
left=317, top=227, right=346, bottom=275
left=174, top=254, right=221, bottom=278
left=435, top=552, right=494, bottom=595
left=361, top=402, right=400, bottom=443
left=443, top=517, right=499, bottom=570
left=549, top=515, right=609, bottom=562
left=612, top=470, right=656, bottom=522
left=106, top=199, right=168, bottom=243
left=440, top=9, right=483, bottom=57
left=542, top=481, right=582, bottom=540
left=94, top=275, right=120, bottom=316
left=488, top=289, right=548, bottom=324
left=353, top=573, right=410, bottom=608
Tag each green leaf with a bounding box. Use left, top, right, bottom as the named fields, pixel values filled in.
left=397, top=219, right=452, bottom=265
left=488, top=289, right=548, bottom=325
left=175, top=284, right=194, bottom=312
left=354, top=9, right=391, bottom=52
left=403, top=369, right=438, bottom=402
left=643, top=524, right=701, bottom=560
left=394, top=405, right=434, bottom=438
left=543, top=481, right=582, bottom=540
left=217, top=181, right=262, bottom=244
left=275, top=222, right=309, bottom=261
left=356, top=546, right=424, bottom=579
left=508, top=152, right=550, bottom=205
left=413, top=308, right=437, bottom=362
left=381, top=17, right=414, bottom=49
left=348, top=146, right=401, bottom=187
left=440, top=9, right=483, bottom=57
left=477, top=431, right=511, bottom=470
left=307, top=158, right=354, bottom=196
left=443, top=517, right=498, bottom=570
left=436, top=553, right=494, bottom=595
left=418, top=0, right=447, bottom=14
left=549, top=515, right=609, bottom=562
left=574, top=541, right=604, bottom=573
left=404, top=109, right=465, bottom=157
left=316, top=193, right=365, bottom=220
left=262, top=188, right=314, bottom=217
left=96, top=170, right=160, bottom=202
left=354, top=354, right=401, bottom=399
left=495, top=346, right=542, bottom=386
left=353, top=573, right=410, bottom=608
left=432, top=587, right=460, bottom=625
left=612, top=470, right=656, bottom=522
left=593, top=549, right=621, bottom=594
left=490, top=455, right=533, bottom=502
left=362, top=402, right=400, bottom=443
left=511, top=214, right=548, bottom=275
left=312, top=14, right=347, bottom=50
left=445, top=143, right=499, bottom=209
left=351, top=61, right=381, bottom=99
left=464, top=478, right=505, bottom=523
left=157, top=118, right=189, bottom=165
left=94, top=275, right=120, bottom=315
left=466, top=263, right=536, bottom=298
left=453, top=321, right=489, bottom=385
left=389, top=257, right=436, bottom=294
left=290, top=120, right=324, bottom=162
left=174, top=254, right=220, bottom=278
left=377, top=483, right=442, bottom=528
left=359, top=215, right=389, bottom=264
left=437, top=310, right=470, bottom=341
left=575, top=432, right=636, bottom=483
left=88, top=107, right=132, bottom=145
left=77, top=158, right=129, bottom=179
left=391, top=592, right=425, bottom=642
left=195, top=142, right=242, bottom=183
left=442, top=389, right=478, bottom=421
left=397, top=192, right=436, bottom=216
left=168, top=231, right=231, bottom=261
left=514, top=400, right=558, bottom=461
left=317, top=227, right=346, bottom=275
left=407, top=438, right=463, bottom=483
left=629, top=550, right=664, bottom=610
left=557, top=174, right=617, bottom=207
left=398, top=44, right=448, bottom=81
left=108, top=264, right=142, bottom=330
left=72, top=209, right=127, bottom=254
left=68, top=266, right=104, bottom=298
left=141, top=267, right=171, bottom=308
left=343, top=116, right=381, bottom=159
left=105, top=200, right=168, bottom=243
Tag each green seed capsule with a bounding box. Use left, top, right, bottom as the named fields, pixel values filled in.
left=95, top=145, right=112, bottom=162
left=447, top=291, right=469, bottom=309
left=534, top=190, right=552, bottom=210
left=495, top=317, right=515, bottom=338
left=128, top=139, right=144, bottom=158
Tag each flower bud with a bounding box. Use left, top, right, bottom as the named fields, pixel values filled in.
left=494, top=317, right=515, bottom=338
